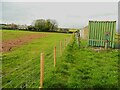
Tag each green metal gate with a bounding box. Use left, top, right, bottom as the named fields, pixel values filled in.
left=88, top=21, right=116, bottom=48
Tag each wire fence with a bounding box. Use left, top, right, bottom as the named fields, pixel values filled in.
left=2, top=35, right=72, bottom=88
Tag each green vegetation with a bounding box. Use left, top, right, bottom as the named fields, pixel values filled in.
left=43, top=37, right=119, bottom=89
left=2, top=30, right=119, bottom=88
left=0, top=23, right=18, bottom=30
left=32, top=19, right=58, bottom=32
left=2, top=30, right=71, bottom=88
left=1, top=30, right=39, bottom=41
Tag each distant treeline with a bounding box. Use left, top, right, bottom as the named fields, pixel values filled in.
left=0, top=23, right=18, bottom=30
left=1, top=19, right=58, bottom=32
left=1, top=19, right=79, bottom=33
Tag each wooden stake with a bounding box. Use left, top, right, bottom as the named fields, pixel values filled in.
left=54, top=46, right=56, bottom=67
left=67, top=38, right=69, bottom=45
left=64, top=39, right=66, bottom=48
left=40, top=53, right=44, bottom=88
left=60, top=41, right=62, bottom=56
left=66, top=39, right=68, bottom=46
left=73, top=32, right=75, bottom=37
left=78, top=33, right=80, bottom=48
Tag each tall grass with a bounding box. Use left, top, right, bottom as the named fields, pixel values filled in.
left=44, top=37, right=119, bottom=89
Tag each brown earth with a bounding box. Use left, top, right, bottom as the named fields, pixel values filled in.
left=0, top=33, right=48, bottom=52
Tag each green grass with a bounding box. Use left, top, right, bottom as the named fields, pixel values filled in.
left=2, top=30, right=119, bottom=88
left=43, top=37, right=119, bottom=89
left=2, top=30, right=71, bottom=88
left=1, top=30, right=29, bottom=41
left=1, top=30, right=48, bottom=41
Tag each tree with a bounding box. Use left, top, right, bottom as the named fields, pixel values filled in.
left=32, top=19, right=58, bottom=32
left=34, top=19, right=46, bottom=31
left=28, top=25, right=35, bottom=31
left=47, top=19, right=58, bottom=31
left=11, top=23, right=18, bottom=29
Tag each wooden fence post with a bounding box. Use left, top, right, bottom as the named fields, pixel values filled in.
left=64, top=39, right=66, bottom=49
left=54, top=46, right=56, bottom=67
left=40, top=53, right=44, bottom=88
left=67, top=38, right=69, bottom=46
left=65, top=39, right=67, bottom=46
left=60, top=41, right=62, bottom=56
left=73, top=32, right=75, bottom=37
left=78, top=32, right=80, bottom=48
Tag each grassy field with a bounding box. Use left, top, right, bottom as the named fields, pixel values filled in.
left=2, top=30, right=71, bottom=88
left=45, top=38, right=119, bottom=89
left=1, top=30, right=119, bottom=89
left=2, top=30, right=34, bottom=41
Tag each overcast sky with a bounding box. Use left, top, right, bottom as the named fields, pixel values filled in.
left=1, top=2, right=118, bottom=28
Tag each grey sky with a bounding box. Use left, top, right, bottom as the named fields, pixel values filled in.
left=1, top=2, right=118, bottom=28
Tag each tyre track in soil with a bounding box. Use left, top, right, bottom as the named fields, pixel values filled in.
left=0, top=33, right=48, bottom=53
